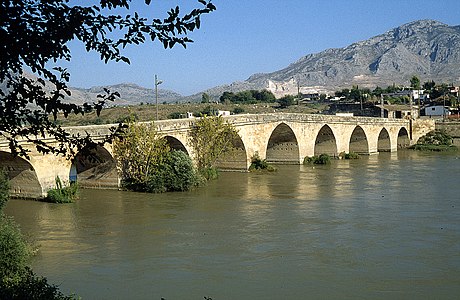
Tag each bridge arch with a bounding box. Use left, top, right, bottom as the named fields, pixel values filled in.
left=266, top=123, right=299, bottom=164
left=314, top=125, right=338, bottom=156
left=216, top=133, right=248, bottom=170
left=377, top=128, right=392, bottom=152
left=72, top=145, right=118, bottom=189
left=164, top=136, right=189, bottom=154
left=349, top=125, right=369, bottom=154
left=0, top=151, right=43, bottom=198
left=397, top=127, right=410, bottom=148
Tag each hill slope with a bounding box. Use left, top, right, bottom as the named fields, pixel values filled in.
left=193, top=19, right=460, bottom=100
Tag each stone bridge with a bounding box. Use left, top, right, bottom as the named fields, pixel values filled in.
left=0, top=113, right=435, bottom=198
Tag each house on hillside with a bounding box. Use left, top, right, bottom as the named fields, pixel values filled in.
left=382, top=89, right=429, bottom=104
left=375, top=104, right=419, bottom=119
left=424, top=105, right=451, bottom=118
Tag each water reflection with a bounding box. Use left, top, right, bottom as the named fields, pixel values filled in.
left=5, top=151, right=460, bottom=299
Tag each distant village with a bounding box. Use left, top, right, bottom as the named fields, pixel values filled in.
left=306, top=84, right=459, bottom=120
left=186, top=79, right=460, bottom=121
left=263, top=77, right=459, bottom=120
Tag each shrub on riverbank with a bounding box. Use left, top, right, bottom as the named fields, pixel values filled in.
left=0, top=173, right=76, bottom=299
left=410, top=144, right=458, bottom=151
left=339, top=152, right=360, bottom=159
left=411, top=129, right=458, bottom=152
left=114, top=122, right=201, bottom=193
left=44, top=176, right=78, bottom=203
left=0, top=169, right=9, bottom=210
left=303, top=154, right=332, bottom=165
left=122, top=150, right=200, bottom=193
left=248, top=154, right=276, bottom=172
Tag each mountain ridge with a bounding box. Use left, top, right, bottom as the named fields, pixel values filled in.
left=60, top=19, right=460, bottom=104
left=184, top=19, right=460, bottom=101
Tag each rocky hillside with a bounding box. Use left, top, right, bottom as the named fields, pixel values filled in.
left=8, top=19, right=459, bottom=104
left=69, top=83, right=183, bottom=106
left=192, top=19, right=460, bottom=100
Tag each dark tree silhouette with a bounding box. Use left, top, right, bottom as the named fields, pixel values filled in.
left=0, top=0, right=215, bottom=158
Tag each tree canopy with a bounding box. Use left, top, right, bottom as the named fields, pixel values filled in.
left=0, top=0, right=215, bottom=158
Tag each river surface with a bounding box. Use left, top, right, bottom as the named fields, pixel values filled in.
left=5, top=150, right=460, bottom=299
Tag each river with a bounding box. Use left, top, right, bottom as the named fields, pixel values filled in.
left=5, top=150, right=460, bottom=299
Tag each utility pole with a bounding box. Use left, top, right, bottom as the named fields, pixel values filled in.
left=155, top=74, right=163, bottom=121
left=380, top=94, right=384, bottom=118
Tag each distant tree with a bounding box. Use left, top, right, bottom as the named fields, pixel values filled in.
left=423, top=80, right=436, bottom=91
left=168, top=112, right=183, bottom=119
left=219, top=90, right=276, bottom=104
left=410, top=75, right=421, bottom=90
left=335, top=88, right=350, bottom=99
left=220, top=91, right=236, bottom=103
left=232, top=107, right=245, bottom=114
left=277, top=95, right=296, bottom=108
left=372, top=86, right=384, bottom=97
left=350, top=85, right=362, bottom=101
left=253, top=90, right=276, bottom=102
left=235, top=90, right=257, bottom=103
left=0, top=0, right=216, bottom=158
left=430, top=83, right=450, bottom=100
left=201, top=93, right=211, bottom=103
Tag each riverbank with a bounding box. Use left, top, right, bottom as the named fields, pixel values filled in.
left=435, top=121, right=460, bottom=147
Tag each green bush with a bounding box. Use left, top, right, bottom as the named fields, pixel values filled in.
left=0, top=214, right=31, bottom=283
left=0, top=169, right=9, bottom=211
left=248, top=154, right=276, bottom=172
left=0, top=267, right=76, bottom=300
left=44, top=177, right=78, bottom=203
left=162, top=150, right=200, bottom=191
left=232, top=107, right=245, bottom=114
left=416, top=130, right=453, bottom=146
left=303, top=154, right=332, bottom=165
left=340, top=152, right=360, bottom=159
left=0, top=170, right=76, bottom=299
left=124, top=151, right=200, bottom=193
left=411, top=144, right=458, bottom=152
left=411, top=129, right=458, bottom=152
left=199, top=167, right=219, bottom=181
left=168, top=112, right=183, bottom=119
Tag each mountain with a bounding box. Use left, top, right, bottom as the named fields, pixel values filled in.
left=7, top=20, right=459, bottom=104
left=68, top=83, right=183, bottom=106
left=192, top=19, right=460, bottom=100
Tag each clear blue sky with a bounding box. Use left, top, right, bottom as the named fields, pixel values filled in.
left=63, top=0, right=460, bottom=96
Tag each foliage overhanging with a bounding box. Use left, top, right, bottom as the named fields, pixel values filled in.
left=0, top=0, right=216, bottom=158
